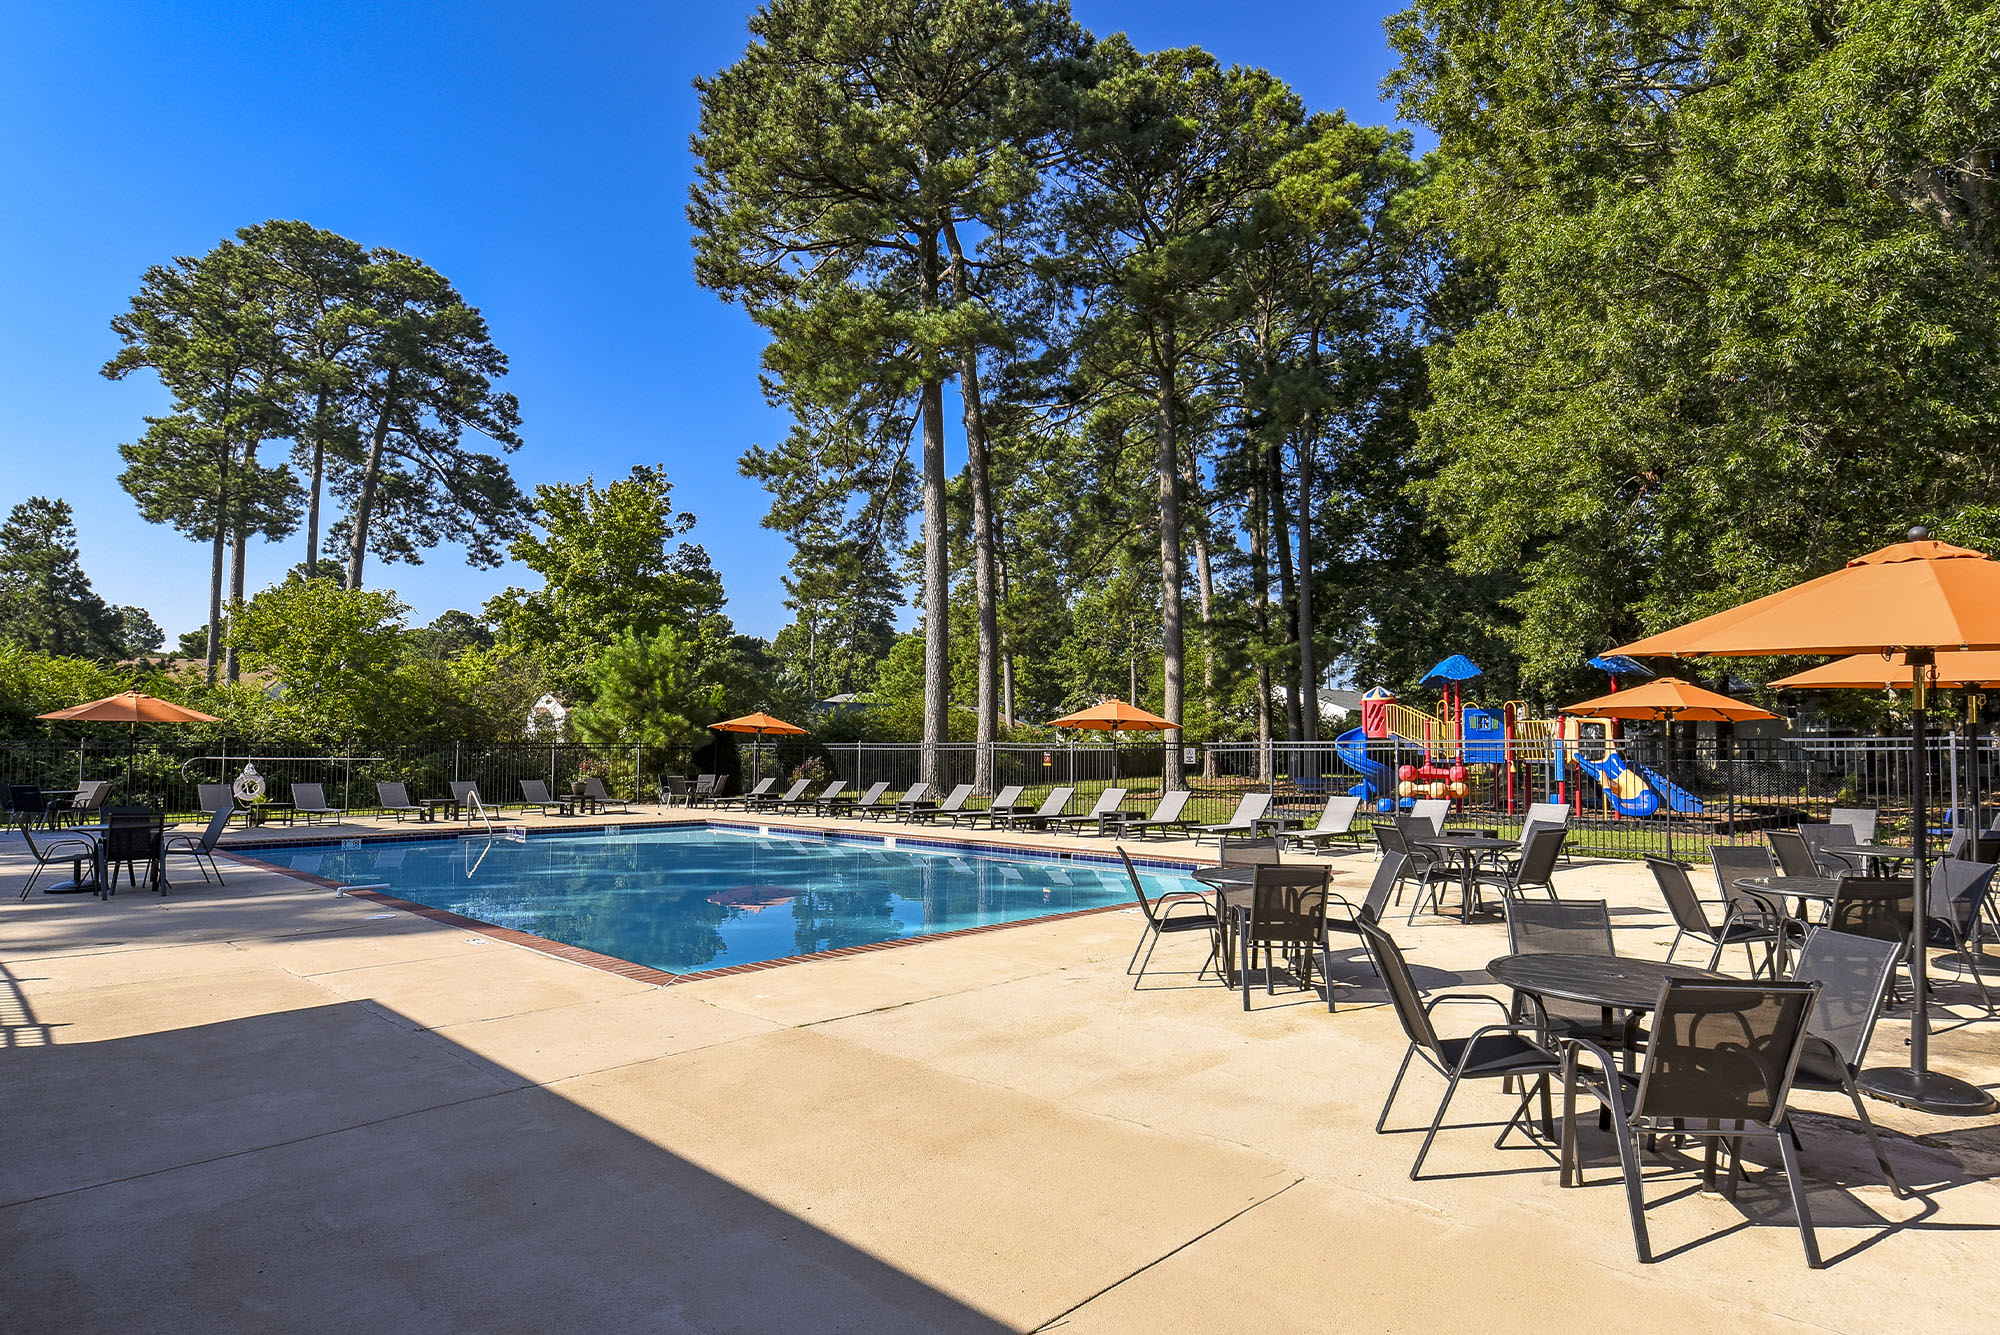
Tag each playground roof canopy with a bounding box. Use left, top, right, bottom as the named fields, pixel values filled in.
left=1585, top=654, right=1655, bottom=678
left=1420, top=654, right=1482, bottom=684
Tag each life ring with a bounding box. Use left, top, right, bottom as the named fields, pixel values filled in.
left=232, top=764, right=266, bottom=803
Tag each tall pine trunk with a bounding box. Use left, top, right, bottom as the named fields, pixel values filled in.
left=940, top=222, right=998, bottom=795
left=303, top=386, right=329, bottom=576
left=204, top=518, right=225, bottom=686
left=917, top=231, right=949, bottom=793
left=1269, top=441, right=1302, bottom=741
left=1295, top=434, right=1319, bottom=740
left=1155, top=345, right=1185, bottom=791
left=1192, top=498, right=1217, bottom=781
left=1248, top=436, right=1273, bottom=780
left=225, top=519, right=247, bottom=683
left=347, top=372, right=398, bottom=591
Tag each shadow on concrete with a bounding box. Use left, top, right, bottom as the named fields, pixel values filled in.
left=0, top=995, right=1014, bottom=1333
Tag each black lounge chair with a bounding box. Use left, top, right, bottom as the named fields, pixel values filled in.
left=829, top=781, right=892, bottom=817
left=952, top=784, right=1024, bottom=828
left=748, top=779, right=811, bottom=811
left=1122, top=789, right=1195, bottom=838
left=1049, top=787, right=1128, bottom=835
left=580, top=777, right=633, bottom=813
left=1287, top=794, right=1366, bottom=851
left=998, top=787, right=1075, bottom=831
left=377, top=781, right=426, bottom=822
left=1193, top=793, right=1271, bottom=845
left=291, top=783, right=346, bottom=826
left=906, top=784, right=976, bottom=823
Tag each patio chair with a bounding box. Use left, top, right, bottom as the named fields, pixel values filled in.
left=658, top=775, right=690, bottom=806
left=801, top=780, right=849, bottom=813
left=517, top=780, right=572, bottom=815
left=766, top=779, right=830, bottom=812
left=1559, top=979, right=1825, bottom=1267
left=1829, top=806, right=1879, bottom=846
left=716, top=777, right=775, bottom=809
left=1503, top=899, right=1619, bottom=1042
left=164, top=805, right=232, bottom=887
left=377, top=781, right=426, bottom=822
left=1515, top=800, right=1574, bottom=865
left=1409, top=798, right=1450, bottom=835
left=1800, top=821, right=1862, bottom=875
left=101, top=811, right=167, bottom=894
left=1373, top=819, right=1451, bottom=909
left=953, top=784, right=1024, bottom=828
left=1226, top=863, right=1329, bottom=1009
left=1768, top=829, right=1820, bottom=878
left=16, top=823, right=103, bottom=899
left=833, top=781, right=892, bottom=817
left=580, top=776, right=632, bottom=813
left=1359, top=916, right=1561, bottom=1180
left=1217, top=836, right=1284, bottom=867
left=290, top=783, right=346, bottom=825
left=749, top=779, right=811, bottom=811
left=1709, top=843, right=1777, bottom=901
left=851, top=783, right=923, bottom=821
left=63, top=779, right=111, bottom=826
left=450, top=780, right=485, bottom=815
left=1194, top=792, right=1271, bottom=845
left=997, top=786, right=1075, bottom=831
left=1826, top=876, right=1915, bottom=946
left=1319, top=852, right=1402, bottom=1010
left=1462, top=824, right=1565, bottom=913
left=687, top=774, right=721, bottom=806
left=1928, top=857, right=1998, bottom=1009
left=891, top=782, right=937, bottom=816
left=1122, top=789, right=1196, bottom=838
left=1286, top=794, right=1366, bottom=851
left=1648, top=855, right=1786, bottom=976
left=905, top=783, right=976, bottom=824
left=1119, top=847, right=1217, bottom=988
left=1049, top=786, right=1128, bottom=835
left=1787, top=928, right=1907, bottom=1194
left=7, top=785, right=51, bottom=831
left=198, top=783, right=237, bottom=823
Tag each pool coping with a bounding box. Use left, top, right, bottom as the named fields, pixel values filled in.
left=224, top=818, right=1206, bottom=986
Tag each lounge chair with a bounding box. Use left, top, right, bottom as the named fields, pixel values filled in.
left=291, top=782, right=346, bottom=825
left=198, top=783, right=237, bottom=823
left=581, top=776, right=633, bottom=813
left=377, top=781, right=426, bottom=822
left=800, top=780, right=848, bottom=812
left=766, top=779, right=835, bottom=813
left=998, top=786, right=1075, bottom=831
left=1286, top=794, right=1365, bottom=851
left=905, top=784, right=976, bottom=824
left=858, top=785, right=928, bottom=821
left=837, top=781, right=893, bottom=817
left=1049, top=787, right=1129, bottom=836
left=1408, top=798, right=1450, bottom=835
left=716, top=777, right=775, bottom=809
left=450, top=780, right=485, bottom=817
left=518, top=779, right=573, bottom=815
left=748, top=779, right=811, bottom=811
left=1193, top=792, right=1271, bottom=845
left=891, top=782, right=936, bottom=816
left=165, top=806, right=232, bottom=886
left=953, top=784, right=1025, bottom=828
left=1123, top=789, right=1195, bottom=838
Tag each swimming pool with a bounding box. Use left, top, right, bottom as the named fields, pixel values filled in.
left=257, top=826, right=1204, bottom=975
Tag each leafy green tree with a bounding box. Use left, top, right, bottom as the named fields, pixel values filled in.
left=112, top=606, right=166, bottom=657
left=1387, top=0, right=2000, bottom=693
left=569, top=626, right=729, bottom=748
left=335, top=247, right=527, bottom=589
left=486, top=466, right=732, bottom=699
left=693, top=0, right=1084, bottom=790
left=226, top=577, right=412, bottom=742
left=0, top=498, right=127, bottom=659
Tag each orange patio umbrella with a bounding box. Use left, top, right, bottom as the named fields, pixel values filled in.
left=1561, top=678, right=1776, bottom=859
left=1609, top=528, right=2000, bottom=1115
left=1769, top=651, right=2000, bottom=691
left=709, top=711, right=808, bottom=785
left=38, top=690, right=222, bottom=800
left=1047, top=698, right=1176, bottom=784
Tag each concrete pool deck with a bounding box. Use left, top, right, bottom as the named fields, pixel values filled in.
left=4, top=809, right=1999, bottom=1332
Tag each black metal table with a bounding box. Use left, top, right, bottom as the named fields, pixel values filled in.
left=418, top=799, right=461, bottom=823
left=1820, top=843, right=1916, bottom=873
left=1488, top=953, right=1731, bottom=1066
left=1412, top=834, right=1516, bottom=922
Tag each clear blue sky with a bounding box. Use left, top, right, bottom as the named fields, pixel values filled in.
left=0, top=0, right=1412, bottom=645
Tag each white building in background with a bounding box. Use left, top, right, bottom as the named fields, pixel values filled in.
left=526, top=694, right=569, bottom=737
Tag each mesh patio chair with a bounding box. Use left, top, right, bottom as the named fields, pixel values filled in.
left=1374, top=819, right=1449, bottom=910
left=1800, top=822, right=1862, bottom=875
left=1709, top=843, right=1777, bottom=899
left=377, top=781, right=425, bottom=822
left=63, top=780, right=111, bottom=826
left=7, top=785, right=51, bottom=831
left=291, top=783, right=346, bottom=825
left=581, top=776, right=632, bottom=813
left=164, top=805, right=233, bottom=887
left=1787, top=928, right=1907, bottom=1194
left=764, top=780, right=826, bottom=812
left=840, top=782, right=895, bottom=818
left=1468, top=823, right=1565, bottom=908
left=1926, top=858, right=1997, bottom=1010
left=890, top=782, right=936, bottom=816
left=1827, top=876, right=1915, bottom=946
left=748, top=780, right=811, bottom=811
left=1194, top=792, right=1272, bottom=845
left=101, top=811, right=167, bottom=894
left=1318, top=852, right=1402, bottom=1011
left=997, top=786, right=1074, bottom=831
left=1829, top=806, right=1880, bottom=846
left=1217, top=836, right=1284, bottom=868
left=1503, top=899, right=1619, bottom=1041
left=1559, top=979, right=1825, bottom=1267
left=1358, top=916, right=1561, bottom=1179
left=804, top=780, right=850, bottom=813
left=450, top=780, right=486, bottom=817
left=1119, top=847, right=1218, bottom=988
left=1408, top=798, right=1450, bottom=835
left=658, top=775, right=690, bottom=806
left=1648, top=856, right=1785, bottom=976
left=1769, top=829, right=1820, bottom=878
left=905, top=784, right=975, bottom=823
left=1049, top=787, right=1128, bottom=835
left=1287, top=794, right=1366, bottom=851
left=198, top=783, right=236, bottom=822
left=955, top=784, right=1024, bottom=828
left=1122, top=788, right=1196, bottom=838
left=15, top=824, right=102, bottom=899
left=1227, top=863, right=1329, bottom=1009
left=517, top=780, right=572, bottom=815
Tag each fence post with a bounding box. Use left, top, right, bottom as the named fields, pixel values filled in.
left=454, top=740, right=461, bottom=785
left=633, top=740, right=642, bottom=802
left=342, top=741, right=352, bottom=811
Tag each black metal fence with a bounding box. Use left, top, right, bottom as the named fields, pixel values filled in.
left=6, top=731, right=1991, bottom=860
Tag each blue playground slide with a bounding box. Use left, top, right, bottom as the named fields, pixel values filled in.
left=1571, top=752, right=1705, bottom=817
left=1336, top=728, right=1395, bottom=806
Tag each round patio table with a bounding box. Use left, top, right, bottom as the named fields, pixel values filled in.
left=1819, top=843, right=1916, bottom=874
left=1488, top=953, right=1731, bottom=1066
left=1412, top=834, right=1516, bottom=922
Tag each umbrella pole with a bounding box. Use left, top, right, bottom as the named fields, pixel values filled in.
left=1858, top=654, right=1997, bottom=1115
left=1662, top=710, right=1675, bottom=862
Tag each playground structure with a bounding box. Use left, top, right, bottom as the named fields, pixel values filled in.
left=1334, top=656, right=1707, bottom=821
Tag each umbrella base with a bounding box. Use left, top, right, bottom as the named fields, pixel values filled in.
left=1857, top=1065, right=1997, bottom=1117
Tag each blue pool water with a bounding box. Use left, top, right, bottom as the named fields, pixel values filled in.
left=258, top=826, right=1204, bottom=974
